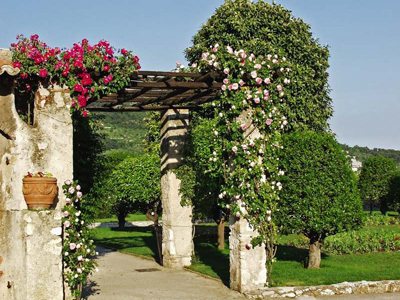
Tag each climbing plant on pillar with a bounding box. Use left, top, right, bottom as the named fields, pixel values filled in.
left=10, top=34, right=141, bottom=117
left=194, top=44, right=290, bottom=276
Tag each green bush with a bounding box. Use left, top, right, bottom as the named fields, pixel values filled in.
left=363, top=214, right=400, bottom=226
left=279, top=227, right=400, bottom=255
left=358, top=156, right=398, bottom=214
left=277, top=131, right=363, bottom=268
left=324, top=229, right=400, bottom=255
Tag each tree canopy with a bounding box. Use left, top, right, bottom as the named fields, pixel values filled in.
left=358, top=156, right=398, bottom=213
left=277, top=131, right=362, bottom=268
left=186, top=0, right=332, bottom=132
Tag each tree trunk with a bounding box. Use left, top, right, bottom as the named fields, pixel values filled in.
left=370, top=201, right=373, bottom=215
left=118, top=214, right=126, bottom=229
left=308, top=238, right=322, bottom=269
left=217, top=218, right=225, bottom=250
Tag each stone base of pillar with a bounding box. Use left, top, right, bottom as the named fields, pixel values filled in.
left=229, top=214, right=267, bottom=293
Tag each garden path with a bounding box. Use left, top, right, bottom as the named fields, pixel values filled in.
left=82, top=246, right=246, bottom=300
left=83, top=247, right=400, bottom=300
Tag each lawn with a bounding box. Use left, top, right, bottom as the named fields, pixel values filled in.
left=95, top=213, right=149, bottom=223
left=91, top=224, right=400, bottom=287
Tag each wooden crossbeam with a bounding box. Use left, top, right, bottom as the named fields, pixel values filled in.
left=129, top=81, right=222, bottom=89
left=88, top=105, right=199, bottom=112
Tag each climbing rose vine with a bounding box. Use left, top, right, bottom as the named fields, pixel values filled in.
left=195, top=44, right=290, bottom=276
left=62, top=180, right=97, bottom=299
left=11, top=34, right=140, bottom=116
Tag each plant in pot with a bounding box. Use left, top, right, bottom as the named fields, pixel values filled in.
left=22, top=171, right=57, bottom=210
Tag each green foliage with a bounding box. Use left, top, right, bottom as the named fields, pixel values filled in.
left=85, top=151, right=134, bottom=219
left=143, top=111, right=161, bottom=154
left=363, top=213, right=400, bottom=226
left=358, top=156, right=398, bottom=212
left=186, top=0, right=331, bottom=132
left=386, top=172, right=400, bottom=214
left=103, top=154, right=161, bottom=220
left=324, top=228, right=400, bottom=255
left=280, top=226, right=400, bottom=255
left=341, top=143, right=400, bottom=167
left=73, top=112, right=104, bottom=194
left=181, top=116, right=225, bottom=220
left=91, top=112, right=147, bottom=154
left=278, top=131, right=363, bottom=241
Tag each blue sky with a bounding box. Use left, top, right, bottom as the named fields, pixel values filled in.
left=1, top=0, right=399, bottom=149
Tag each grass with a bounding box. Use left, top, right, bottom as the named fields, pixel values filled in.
left=95, top=213, right=149, bottom=223
left=91, top=224, right=400, bottom=287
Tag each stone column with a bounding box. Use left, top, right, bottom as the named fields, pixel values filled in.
left=160, top=109, right=193, bottom=268
left=0, top=49, right=72, bottom=300
left=229, top=110, right=267, bottom=293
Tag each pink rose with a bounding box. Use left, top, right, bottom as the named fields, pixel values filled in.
left=221, top=85, right=227, bottom=91
left=39, top=69, right=47, bottom=78
left=121, top=49, right=128, bottom=55
left=277, top=85, right=282, bottom=91
left=64, top=220, right=71, bottom=228
left=266, top=119, right=272, bottom=126
left=13, top=61, right=21, bottom=68
left=69, top=243, right=76, bottom=250
left=256, top=77, right=262, bottom=85
left=63, top=211, right=69, bottom=217
left=103, top=64, right=111, bottom=72
left=264, top=78, right=271, bottom=84
left=239, top=80, right=245, bottom=86
left=223, top=78, right=229, bottom=84
left=232, top=83, right=239, bottom=90
left=251, top=71, right=257, bottom=78
left=241, top=124, right=247, bottom=130
left=74, top=83, right=83, bottom=92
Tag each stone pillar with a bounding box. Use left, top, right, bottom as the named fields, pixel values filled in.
left=160, top=109, right=193, bottom=268
left=0, top=49, right=73, bottom=300
left=229, top=110, right=267, bottom=293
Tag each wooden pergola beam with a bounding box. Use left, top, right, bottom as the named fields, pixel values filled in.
left=88, top=105, right=199, bottom=112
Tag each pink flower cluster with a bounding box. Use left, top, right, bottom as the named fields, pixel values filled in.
left=11, top=34, right=141, bottom=116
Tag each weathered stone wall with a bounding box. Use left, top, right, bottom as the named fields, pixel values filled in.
left=0, top=49, right=72, bottom=300
left=160, top=109, right=193, bottom=268
left=229, top=109, right=267, bottom=293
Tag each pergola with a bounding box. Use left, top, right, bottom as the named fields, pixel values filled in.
left=0, top=50, right=267, bottom=300
left=87, top=70, right=223, bottom=112
left=85, top=70, right=267, bottom=292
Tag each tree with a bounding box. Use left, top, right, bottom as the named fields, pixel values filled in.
left=358, top=156, right=398, bottom=214
left=277, top=131, right=363, bottom=269
left=186, top=0, right=332, bottom=133
left=85, top=150, right=134, bottom=219
left=386, top=171, right=400, bottom=214
left=103, top=154, right=161, bottom=229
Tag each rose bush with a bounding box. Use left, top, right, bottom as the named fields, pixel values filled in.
left=192, top=44, right=290, bottom=276
left=62, top=180, right=97, bottom=299
left=11, top=34, right=140, bottom=116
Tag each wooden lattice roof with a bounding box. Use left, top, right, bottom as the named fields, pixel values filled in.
left=87, top=70, right=223, bottom=112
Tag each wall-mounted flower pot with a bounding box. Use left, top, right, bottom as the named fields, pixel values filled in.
left=22, top=177, right=58, bottom=210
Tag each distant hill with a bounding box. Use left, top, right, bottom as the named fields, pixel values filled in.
left=340, top=144, right=400, bottom=166
left=92, top=111, right=147, bottom=155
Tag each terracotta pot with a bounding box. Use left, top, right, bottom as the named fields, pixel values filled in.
left=22, top=177, right=58, bottom=210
